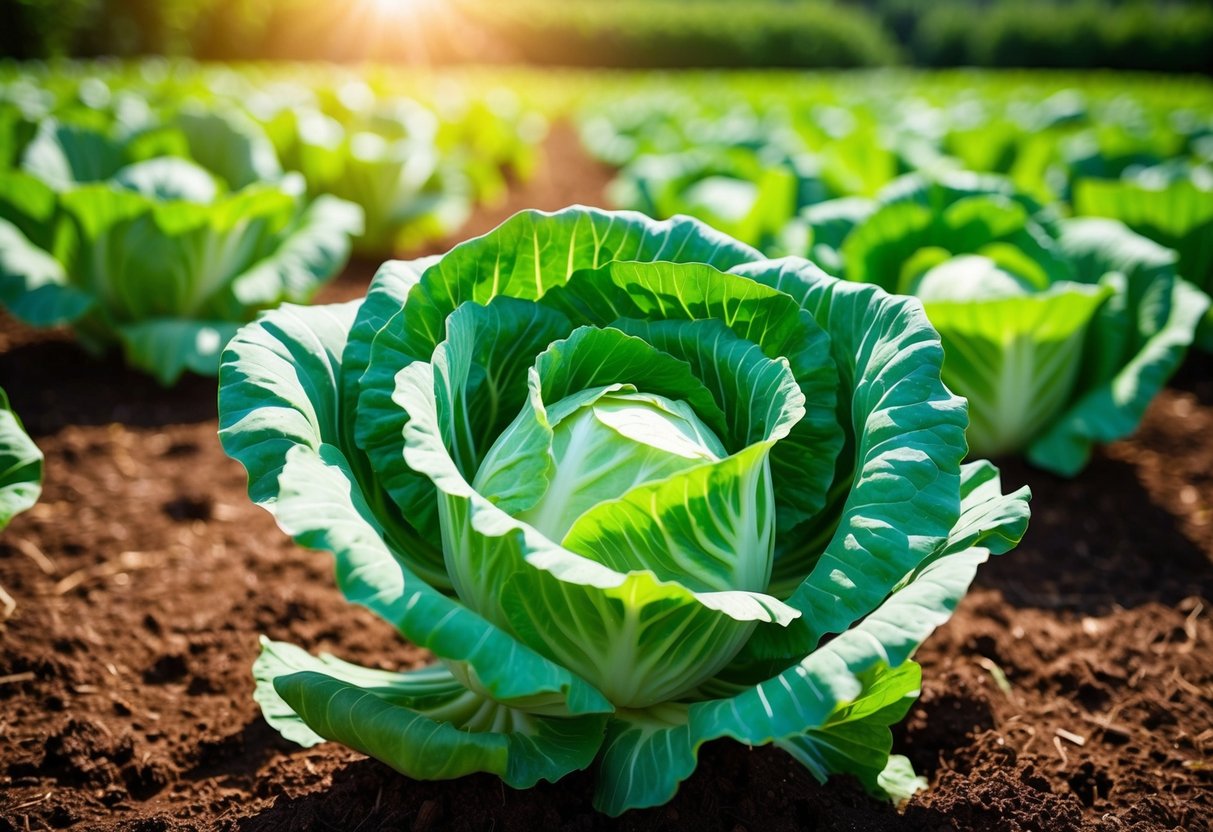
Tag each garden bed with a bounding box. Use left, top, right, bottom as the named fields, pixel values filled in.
left=0, top=126, right=1210, bottom=832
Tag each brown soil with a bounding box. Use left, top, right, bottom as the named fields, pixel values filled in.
left=1, top=125, right=1211, bottom=832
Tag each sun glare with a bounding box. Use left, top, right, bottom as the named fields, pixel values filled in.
left=293, top=0, right=465, bottom=63
left=363, top=0, right=441, bottom=21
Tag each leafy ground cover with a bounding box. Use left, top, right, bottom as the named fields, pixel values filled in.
left=0, top=126, right=1210, bottom=831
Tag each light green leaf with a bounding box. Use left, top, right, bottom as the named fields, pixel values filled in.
left=230, top=194, right=365, bottom=309
left=395, top=206, right=762, bottom=364
left=561, top=441, right=777, bottom=592
left=1074, top=177, right=1213, bottom=296
left=111, top=157, right=218, bottom=203
left=340, top=257, right=448, bottom=586
left=841, top=174, right=1073, bottom=290
left=734, top=258, right=968, bottom=638
left=0, top=386, right=42, bottom=531
left=342, top=258, right=439, bottom=417
left=612, top=147, right=800, bottom=247
left=116, top=319, right=242, bottom=386
left=219, top=301, right=359, bottom=505
left=58, top=184, right=296, bottom=323
left=355, top=296, right=571, bottom=575
left=936, top=460, right=1032, bottom=560
left=0, top=170, right=59, bottom=250
left=547, top=323, right=803, bottom=593
left=691, top=471, right=1027, bottom=765
left=775, top=661, right=925, bottom=802
left=20, top=118, right=126, bottom=188
left=433, top=298, right=574, bottom=480
left=174, top=109, right=283, bottom=191
left=473, top=324, right=736, bottom=523
left=0, top=217, right=93, bottom=326
left=255, top=638, right=606, bottom=788
left=531, top=325, right=727, bottom=439
left=798, top=196, right=875, bottom=271
left=592, top=705, right=695, bottom=816
left=924, top=282, right=1112, bottom=459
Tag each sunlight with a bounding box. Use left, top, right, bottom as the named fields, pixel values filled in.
left=362, top=0, right=442, bottom=21
left=273, top=0, right=465, bottom=64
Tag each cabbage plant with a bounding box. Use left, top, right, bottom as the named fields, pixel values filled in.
left=218, top=207, right=1030, bottom=815
left=256, top=100, right=471, bottom=255
left=0, top=121, right=363, bottom=385
left=0, top=386, right=41, bottom=531
left=803, top=174, right=1209, bottom=475
left=608, top=146, right=829, bottom=251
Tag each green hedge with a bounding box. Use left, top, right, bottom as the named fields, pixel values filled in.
left=466, top=1, right=898, bottom=69
left=912, top=2, right=1213, bottom=73
left=2, top=0, right=1212, bottom=73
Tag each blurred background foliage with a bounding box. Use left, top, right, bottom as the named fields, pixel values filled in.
left=1, top=0, right=1211, bottom=73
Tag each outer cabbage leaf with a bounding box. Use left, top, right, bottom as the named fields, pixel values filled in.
left=736, top=257, right=969, bottom=637
left=254, top=637, right=607, bottom=788
left=0, top=386, right=42, bottom=531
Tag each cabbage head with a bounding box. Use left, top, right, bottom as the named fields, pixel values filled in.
left=218, top=206, right=1030, bottom=815
left=805, top=173, right=1209, bottom=475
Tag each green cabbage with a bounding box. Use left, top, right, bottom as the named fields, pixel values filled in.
left=806, top=173, right=1209, bottom=475
left=1074, top=177, right=1213, bottom=350
left=218, top=206, right=1029, bottom=814
left=0, top=118, right=363, bottom=385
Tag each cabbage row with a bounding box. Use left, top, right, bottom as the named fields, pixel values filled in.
left=582, top=76, right=1213, bottom=473
left=0, top=64, right=544, bottom=383
left=0, top=66, right=1207, bottom=815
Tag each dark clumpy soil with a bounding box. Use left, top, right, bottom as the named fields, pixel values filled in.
left=1, top=126, right=1211, bottom=832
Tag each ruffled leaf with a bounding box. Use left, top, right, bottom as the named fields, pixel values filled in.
left=734, top=258, right=969, bottom=640
left=776, top=662, right=925, bottom=802
left=255, top=637, right=607, bottom=788
left=396, top=206, right=762, bottom=363
left=220, top=303, right=612, bottom=716
left=219, top=301, right=357, bottom=505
